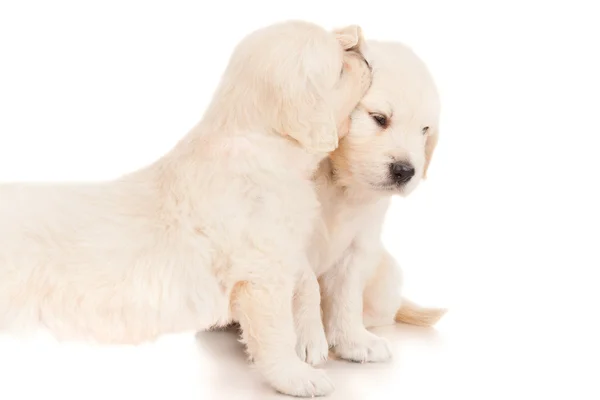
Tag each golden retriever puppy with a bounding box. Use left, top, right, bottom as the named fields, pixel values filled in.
left=0, top=21, right=371, bottom=396
left=311, top=40, right=446, bottom=363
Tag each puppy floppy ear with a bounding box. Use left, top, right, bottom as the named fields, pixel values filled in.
left=423, top=127, right=439, bottom=179
left=334, top=25, right=365, bottom=51
left=278, top=81, right=338, bottom=154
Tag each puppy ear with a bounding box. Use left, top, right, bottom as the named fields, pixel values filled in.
left=279, top=83, right=338, bottom=153
left=337, top=117, right=351, bottom=140
left=334, top=25, right=365, bottom=51
left=423, top=127, right=439, bottom=179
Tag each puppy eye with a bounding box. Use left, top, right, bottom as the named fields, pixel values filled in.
left=422, top=126, right=430, bottom=135
left=370, top=113, right=388, bottom=128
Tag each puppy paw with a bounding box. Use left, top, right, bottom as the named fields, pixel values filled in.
left=331, top=330, right=392, bottom=363
left=295, top=323, right=329, bottom=366
left=264, top=360, right=335, bottom=397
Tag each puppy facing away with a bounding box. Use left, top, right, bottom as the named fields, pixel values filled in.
left=310, top=40, right=446, bottom=363
left=0, top=20, right=371, bottom=396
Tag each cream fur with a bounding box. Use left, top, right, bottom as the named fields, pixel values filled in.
left=310, top=40, right=446, bottom=363
left=0, top=20, right=371, bottom=397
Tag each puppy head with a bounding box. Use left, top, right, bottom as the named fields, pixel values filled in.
left=330, top=41, right=440, bottom=196
left=215, top=20, right=371, bottom=154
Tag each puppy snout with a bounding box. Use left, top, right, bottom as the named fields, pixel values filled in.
left=389, top=162, right=415, bottom=184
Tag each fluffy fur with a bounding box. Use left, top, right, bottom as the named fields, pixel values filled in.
left=0, top=20, right=371, bottom=397
left=309, top=40, right=446, bottom=363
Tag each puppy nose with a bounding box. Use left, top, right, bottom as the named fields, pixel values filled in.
left=389, top=162, right=415, bottom=184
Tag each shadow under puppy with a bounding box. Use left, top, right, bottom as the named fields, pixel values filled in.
left=0, top=20, right=371, bottom=397
left=306, top=39, right=446, bottom=363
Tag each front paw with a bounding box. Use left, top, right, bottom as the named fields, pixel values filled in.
left=330, top=329, right=392, bottom=363
left=296, top=322, right=329, bottom=366
left=263, top=360, right=335, bottom=397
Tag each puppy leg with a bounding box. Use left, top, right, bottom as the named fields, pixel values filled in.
left=362, top=251, right=404, bottom=328
left=232, top=268, right=334, bottom=397
left=320, top=248, right=392, bottom=363
left=363, top=252, right=446, bottom=328
left=293, top=265, right=328, bottom=366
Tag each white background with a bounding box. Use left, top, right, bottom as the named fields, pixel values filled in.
left=1, top=1, right=599, bottom=399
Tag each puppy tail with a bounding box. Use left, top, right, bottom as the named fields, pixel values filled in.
left=394, top=297, right=447, bottom=327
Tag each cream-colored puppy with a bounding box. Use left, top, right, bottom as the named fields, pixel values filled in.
left=0, top=21, right=371, bottom=396
left=310, top=40, right=446, bottom=363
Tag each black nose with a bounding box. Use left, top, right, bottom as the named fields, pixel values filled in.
left=389, top=162, right=415, bottom=184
